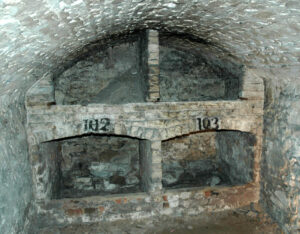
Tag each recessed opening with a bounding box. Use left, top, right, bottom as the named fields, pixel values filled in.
left=51, top=30, right=245, bottom=106
left=162, top=130, right=255, bottom=189
left=54, top=31, right=148, bottom=105
left=38, top=134, right=150, bottom=199
left=159, top=33, right=244, bottom=102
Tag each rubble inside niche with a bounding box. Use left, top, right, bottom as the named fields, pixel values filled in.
left=58, top=135, right=143, bottom=198
left=162, top=131, right=255, bottom=189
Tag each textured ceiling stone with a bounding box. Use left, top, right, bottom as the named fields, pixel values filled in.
left=1, top=0, right=300, bottom=95
left=0, top=1, right=300, bottom=233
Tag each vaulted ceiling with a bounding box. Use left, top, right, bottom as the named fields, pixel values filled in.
left=1, top=0, right=299, bottom=96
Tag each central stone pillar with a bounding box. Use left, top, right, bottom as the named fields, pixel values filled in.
left=140, top=140, right=162, bottom=193
left=145, top=30, right=160, bottom=102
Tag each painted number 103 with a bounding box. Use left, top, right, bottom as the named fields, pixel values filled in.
left=197, top=117, right=220, bottom=130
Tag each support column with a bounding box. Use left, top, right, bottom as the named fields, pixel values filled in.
left=149, top=140, right=162, bottom=192
left=146, top=30, right=160, bottom=102
left=139, top=140, right=162, bottom=193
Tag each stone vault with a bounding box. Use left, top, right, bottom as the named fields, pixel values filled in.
left=25, top=29, right=264, bottom=227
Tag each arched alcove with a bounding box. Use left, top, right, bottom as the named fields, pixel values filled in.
left=162, top=130, right=256, bottom=189
left=159, top=32, right=244, bottom=102
left=54, top=31, right=148, bottom=105
left=49, top=29, right=244, bottom=106
left=36, top=134, right=151, bottom=200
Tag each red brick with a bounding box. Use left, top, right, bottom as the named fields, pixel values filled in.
left=65, top=208, right=83, bottom=216
left=115, top=198, right=122, bottom=204
left=99, top=206, right=105, bottom=213
left=204, top=191, right=211, bottom=197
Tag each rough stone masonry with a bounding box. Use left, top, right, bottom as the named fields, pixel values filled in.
left=0, top=1, right=299, bottom=233
left=25, top=30, right=264, bottom=229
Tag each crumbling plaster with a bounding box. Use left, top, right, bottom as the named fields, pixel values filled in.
left=0, top=0, right=299, bottom=233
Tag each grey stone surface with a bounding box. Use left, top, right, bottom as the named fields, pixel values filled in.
left=0, top=92, right=33, bottom=234
left=0, top=0, right=299, bottom=233
left=37, top=141, right=61, bottom=200
left=161, top=131, right=255, bottom=188
left=162, top=132, right=217, bottom=187
left=58, top=135, right=142, bottom=198
left=159, top=34, right=241, bottom=101
left=216, top=131, right=256, bottom=185
left=24, top=63, right=264, bottom=228
left=54, top=32, right=146, bottom=105
left=25, top=65, right=264, bottom=206
left=260, top=67, right=300, bottom=233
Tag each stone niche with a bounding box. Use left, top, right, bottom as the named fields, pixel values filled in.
left=52, top=30, right=243, bottom=106
left=159, top=33, right=242, bottom=102
left=162, top=131, right=256, bottom=189
left=38, top=134, right=151, bottom=199
left=25, top=29, right=264, bottom=226
left=54, top=31, right=148, bottom=105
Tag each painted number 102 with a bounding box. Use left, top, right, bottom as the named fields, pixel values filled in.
left=83, top=118, right=111, bottom=132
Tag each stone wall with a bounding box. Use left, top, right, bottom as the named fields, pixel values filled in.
left=260, top=67, right=300, bottom=233
left=159, top=34, right=241, bottom=102
left=35, top=183, right=259, bottom=229
left=25, top=65, right=264, bottom=228
left=162, top=132, right=218, bottom=187
left=35, top=142, right=61, bottom=200
left=0, top=92, right=33, bottom=234
left=59, top=135, right=142, bottom=198
left=53, top=30, right=244, bottom=104
left=1, top=0, right=300, bottom=233
left=161, top=131, right=255, bottom=188
left=25, top=65, right=264, bottom=203
left=54, top=32, right=146, bottom=105
left=216, top=131, right=255, bottom=185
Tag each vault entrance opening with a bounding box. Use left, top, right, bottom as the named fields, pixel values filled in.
left=162, top=131, right=256, bottom=189
left=39, top=134, right=149, bottom=199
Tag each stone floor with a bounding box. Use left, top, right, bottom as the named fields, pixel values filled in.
left=38, top=204, right=282, bottom=234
